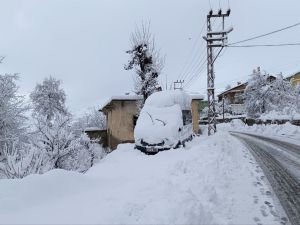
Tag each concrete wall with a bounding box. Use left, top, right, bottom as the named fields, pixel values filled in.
left=107, top=100, right=138, bottom=150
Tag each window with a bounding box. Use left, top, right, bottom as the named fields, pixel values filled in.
left=182, top=110, right=192, bottom=125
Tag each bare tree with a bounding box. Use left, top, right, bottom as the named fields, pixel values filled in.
left=72, top=108, right=106, bottom=136
left=125, top=22, right=164, bottom=104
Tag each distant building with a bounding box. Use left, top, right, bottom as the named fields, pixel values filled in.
left=217, top=82, right=248, bottom=115
left=218, top=82, right=247, bottom=105
left=217, top=67, right=277, bottom=115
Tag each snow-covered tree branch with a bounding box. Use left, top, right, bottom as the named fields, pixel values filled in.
left=244, top=70, right=298, bottom=119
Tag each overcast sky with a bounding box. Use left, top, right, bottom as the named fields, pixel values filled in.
left=0, top=0, right=299, bottom=115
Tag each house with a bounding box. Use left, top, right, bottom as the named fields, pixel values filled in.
left=286, top=71, right=300, bottom=87
left=98, top=92, right=203, bottom=150
left=217, top=82, right=248, bottom=114
left=217, top=67, right=277, bottom=115
left=100, top=95, right=143, bottom=150
left=218, top=82, right=247, bottom=104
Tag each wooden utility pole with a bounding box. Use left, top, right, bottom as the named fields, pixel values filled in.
left=203, top=9, right=233, bottom=136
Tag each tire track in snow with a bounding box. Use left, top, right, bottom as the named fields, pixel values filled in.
left=231, top=132, right=300, bottom=225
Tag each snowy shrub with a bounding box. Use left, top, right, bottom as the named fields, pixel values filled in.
left=0, top=140, right=45, bottom=179
left=0, top=75, right=107, bottom=179
left=0, top=74, right=28, bottom=159
left=230, top=119, right=245, bottom=128
left=32, top=115, right=74, bottom=170
left=0, top=74, right=31, bottom=178
left=28, top=76, right=106, bottom=176
left=57, top=133, right=106, bottom=172
left=30, top=77, right=73, bottom=171
left=244, top=71, right=297, bottom=118
left=72, top=108, right=106, bottom=137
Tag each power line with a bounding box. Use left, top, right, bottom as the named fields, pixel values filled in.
left=212, top=47, right=224, bottom=64
left=183, top=55, right=207, bottom=87
left=180, top=19, right=221, bottom=85
left=177, top=19, right=217, bottom=82
left=226, top=43, right=300, bottom=48
left=176, top=23, right=206, bottom=82
left=184, top=48, right=220, bottom=89
left=180, top=49, right=206, bottom=82
left=184, top=46, right=226, bottom=89
left=184, top=61, right=207, bottom=88
left=178, top=18, right=220, bottom=82
left=228, top=22, right=300, bottom=46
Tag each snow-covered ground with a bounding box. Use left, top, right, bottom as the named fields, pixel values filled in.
left=0, top=130, right=286, bottom=225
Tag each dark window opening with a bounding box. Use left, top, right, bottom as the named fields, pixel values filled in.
left=133, top=115, right=138, bottom=128
left=182, top=110, right=192, bottom=125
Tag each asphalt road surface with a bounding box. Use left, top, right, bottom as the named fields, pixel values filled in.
left=231, top=132, right=300, bottom=225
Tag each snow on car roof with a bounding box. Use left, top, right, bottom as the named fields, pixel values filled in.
left=145, top=90, right=196, bottom=110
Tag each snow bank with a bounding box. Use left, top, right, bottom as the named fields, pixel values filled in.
left=259, top=108, right=300, bottom=121
left=0, top=133, right=285, bottom=224
left=219, top=119, right=300, bottom=144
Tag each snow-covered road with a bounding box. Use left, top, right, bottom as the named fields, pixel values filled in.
left=0, top=132, right=288, bottom=225
left=231, top=132, right=300, bottom=225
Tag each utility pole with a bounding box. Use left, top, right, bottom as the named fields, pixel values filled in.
left=173, top=80, right=184, bottom=90
left=203, top=9, right=233, bottom=136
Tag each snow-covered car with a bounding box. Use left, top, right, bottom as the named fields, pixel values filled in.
left=134, top=90, right=194, bottom=154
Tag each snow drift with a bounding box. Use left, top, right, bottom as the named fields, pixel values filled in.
left=0, top=132, right=286, bottom=225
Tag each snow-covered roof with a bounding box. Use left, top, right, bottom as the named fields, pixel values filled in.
left=84, top=127, right=104, bottom=132
left=217, top=82, right=248, bottom=97
left=285, top=70, right=300, bottom=80
left=99, top=95, right=143, bottom=111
